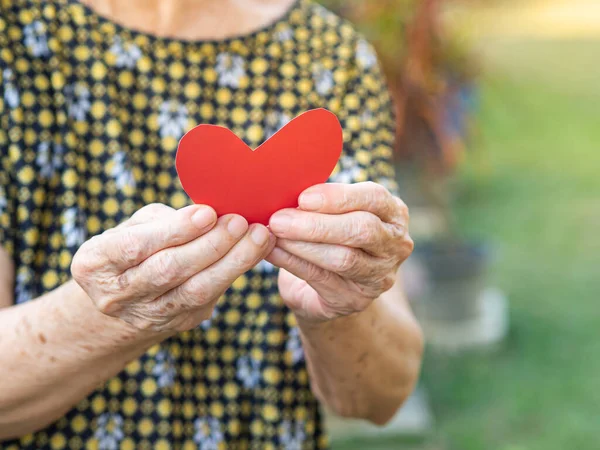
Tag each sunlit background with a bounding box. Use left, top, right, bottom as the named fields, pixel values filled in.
left=319, top=0, right=600, bottom=449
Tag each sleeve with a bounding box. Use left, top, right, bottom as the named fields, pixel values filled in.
left=330, top=37, right=400, bottom=196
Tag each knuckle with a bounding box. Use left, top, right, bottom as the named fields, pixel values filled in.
left=364, top=180, right=378, bottom=190
left=71, top=250, right=92, bottom=280
left=308, top=263, right=329, bottom=283
left=390, top=215, right=408, bottom=240
left=180, top=276, right=211, bottom=306
left=381, top=273, right=396, bottom=292
left=353, top=213, right=378, bottom=245
left=116, top=230, right=143, bottom=266
left=396, top=198, right=409, bottom=217
left=115, top=271, right=131, bottom=291
left=370, top=181, right=388, bottom=196
left=150, top=252, right=182, bottom=287
left=404, top=234, right=415, bottom=255
left=144, top=203, right=173, bottom=216
left=71, top=239, right=106, bottom=280
left=128, top=316, right=157, bottom=332
left=142, top=300, right=169, bottom=318
left=305, top=218, right=325, bottom=241
left=336, top=248, right=360, bottom=274
left=94, top=294, right=119, bottom=315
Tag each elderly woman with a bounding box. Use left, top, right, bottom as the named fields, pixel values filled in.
left=0, top=0, right=423, bottom=448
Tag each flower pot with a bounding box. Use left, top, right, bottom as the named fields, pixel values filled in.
left=413, top=240, right=490, bottom=322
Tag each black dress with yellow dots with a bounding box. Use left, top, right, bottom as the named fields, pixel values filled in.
left=0, top=0, right=399, bottom=448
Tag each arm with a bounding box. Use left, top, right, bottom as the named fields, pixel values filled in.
left=0, top=274, right=164, bottom=440
left=267, top=183, right=423, bottom=425
left=0, top=203, right=275, bottom=440
left=297, top=273, right=423, bottom=425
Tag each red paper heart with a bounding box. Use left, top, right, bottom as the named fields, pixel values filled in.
left=176, top=108, right=343, bottom=225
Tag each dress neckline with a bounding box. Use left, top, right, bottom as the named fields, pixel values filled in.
left=67, top=0, right=305, bottom=48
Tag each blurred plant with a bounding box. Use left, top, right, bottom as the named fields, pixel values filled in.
left=322, top=0, right=480, bottom=236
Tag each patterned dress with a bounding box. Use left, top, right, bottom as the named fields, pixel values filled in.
left=0, top=0, right=398, bottom=448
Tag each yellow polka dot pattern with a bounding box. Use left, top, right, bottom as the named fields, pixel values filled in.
left=0, top=0, right=397, bottom=448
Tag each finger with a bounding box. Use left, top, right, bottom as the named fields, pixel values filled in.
left=297, top=182, right=401, bottom=223
left=115, top=203, right=176, bottom=229
left=117, top=214, right=250, bottom=299
left=266, top=249, right=369, bottom=318
left=270, top=209, right=393, bottom=255
left=157, top=224, right=276, bottom=309
left=267, top=246, right=333, bottom=285
left=275, top=239, right=391, bottom=283
left=102, top=204, right=176, bottom=237
left=92, top=205, right=217, bottom=271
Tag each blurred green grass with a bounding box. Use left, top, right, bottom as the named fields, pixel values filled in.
left=335, top=36, right=600, bottom=450
left=423, top=37, right=600, bottom=450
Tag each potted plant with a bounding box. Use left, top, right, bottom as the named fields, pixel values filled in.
left=323, top=0, right=492, bottom=328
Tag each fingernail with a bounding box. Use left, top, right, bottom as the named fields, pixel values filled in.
left=250, top=225, right=270, bottom=245
left=191, top=206, right=216, bottom=230
left=299, top=192, right=323, bottom=210
left=269, top=214, right=292, bottom=233
left=227, top=216, right=248, bottom=238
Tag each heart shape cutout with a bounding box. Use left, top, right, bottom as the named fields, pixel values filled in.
left=176, top=108, right=343, bottom=225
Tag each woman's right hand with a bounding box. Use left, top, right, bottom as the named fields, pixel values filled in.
left=72, top=203, right=275, bottom=333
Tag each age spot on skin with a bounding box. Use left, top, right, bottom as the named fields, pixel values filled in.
left=357, top=351, right=368, bottom=364
left=38, top=333, right=47, bottom=344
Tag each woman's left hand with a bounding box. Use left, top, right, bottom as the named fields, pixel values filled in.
left=267, top=182, right=414, bottom=324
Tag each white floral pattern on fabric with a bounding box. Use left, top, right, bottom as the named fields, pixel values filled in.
left=265, top=111, right=291, bottom=140
left=109, top=36, right=142, bottom=69
left=286, top=327, right=304, bottom=365
left=64, top=83, right=91, bottom=121
left=331, top=155, right=363, bottom=184
left=157, top=100, right=188, bottom=139
left=236, top=355, right=261, bottom=389
left=356, top=39, right=377, bottom=69
left=23, top=20, right=50, bottom=58
left=254, top=260, right=276, bottom=274
left=215, top=53, right=246, bottom=88
left=152, top=349, right=176, bottom=388
left=280, top=420, right=306, bottom=450
left=94, top=413, right=124, bottom=450
left=360, top=109, right=375, bottom=125
left=110, top=151, right=136, bottom=190
left=0, top=186, right=6, bottom=216
left=15, top=267, right=36, bottom=304
left=193, top=416, right=225, bottom=450
left=313, top=65, right=334, bottom=96
left=2, top=69, right=19, bottom=109
left=36, top=141, right=64, bottom=178
left=62, top=207, right=87, bottom=249
left=275, top=26, right=294, bottom=42
left=313, top=4, right=337, bottom=22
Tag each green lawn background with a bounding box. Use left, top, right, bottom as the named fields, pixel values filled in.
left=335, top=24, right=600, bottom=450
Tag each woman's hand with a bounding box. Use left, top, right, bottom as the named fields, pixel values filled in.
left=72, top=203, right=275, bottom=333
left=267, top=182, right=413, bottom=324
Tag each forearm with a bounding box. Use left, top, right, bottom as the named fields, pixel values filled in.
left=0, top=280, right=167, bottom=439
left=297, top=283, right=423, bottom=425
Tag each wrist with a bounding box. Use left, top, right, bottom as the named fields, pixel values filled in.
left=294, top=307, right=366, bottom=340
left=65, top=280, right=171, bottom=351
